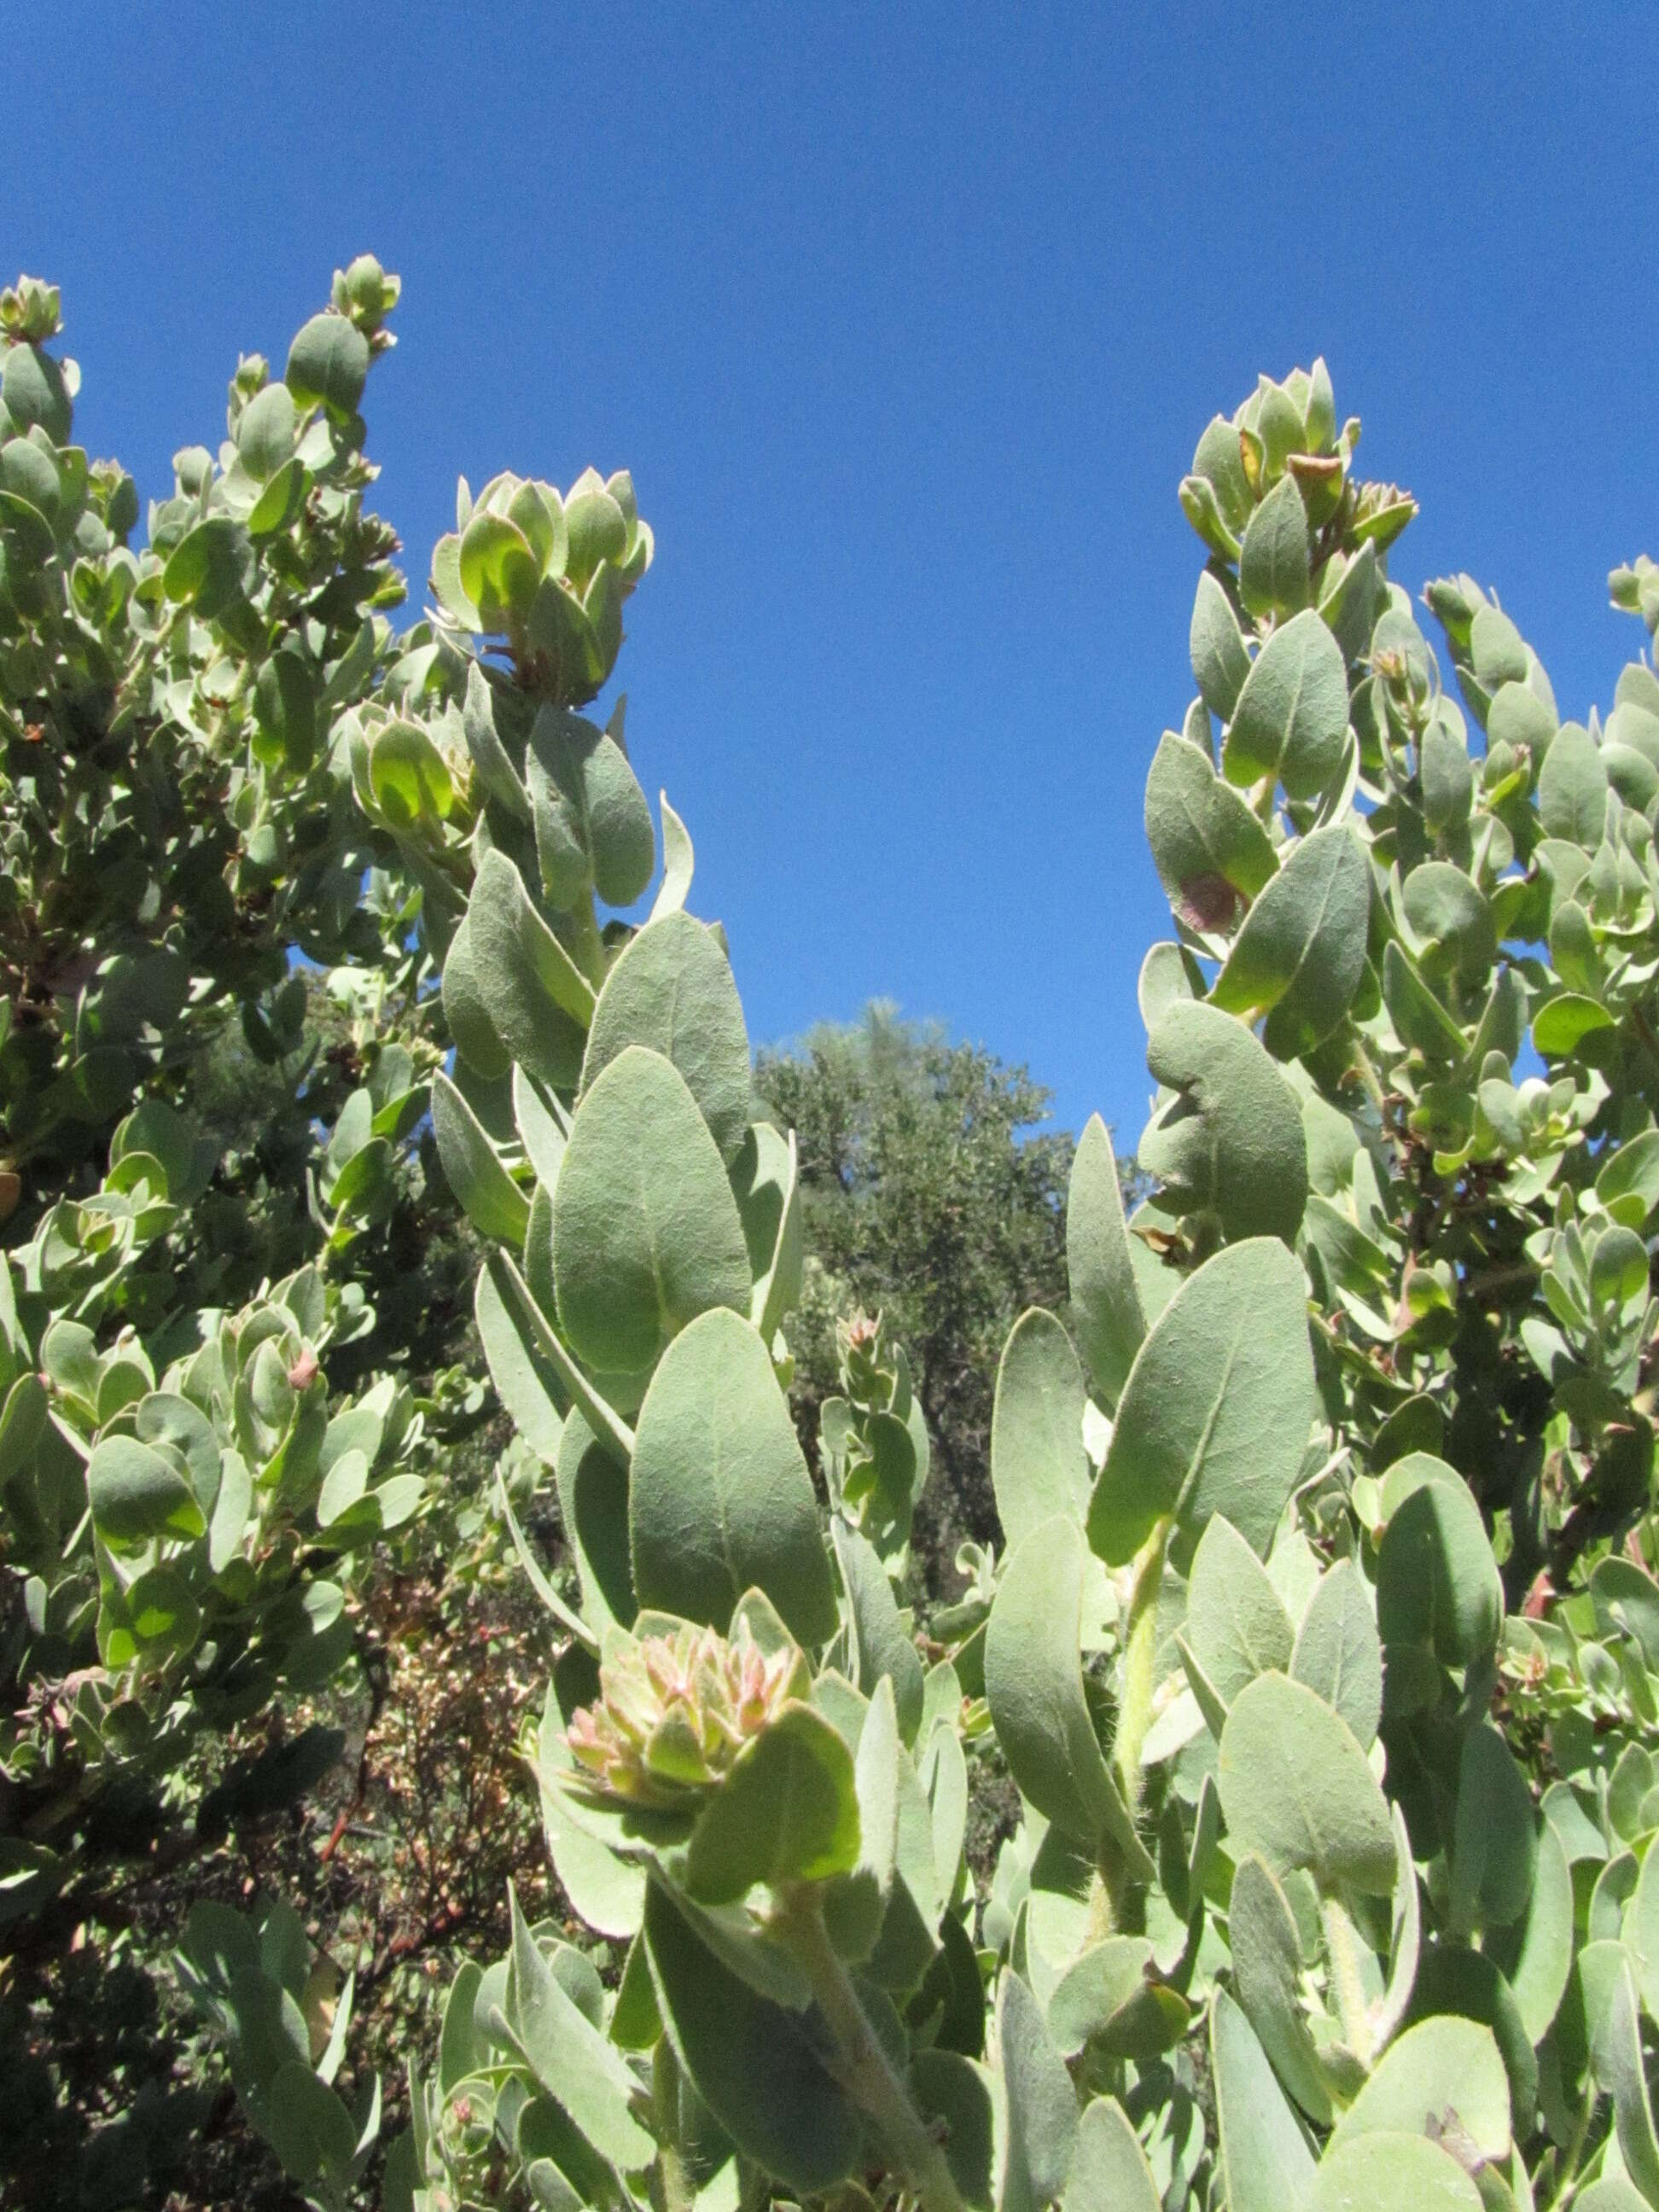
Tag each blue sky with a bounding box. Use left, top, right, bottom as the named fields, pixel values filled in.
left=13, top=6, right=1659, bottom=1148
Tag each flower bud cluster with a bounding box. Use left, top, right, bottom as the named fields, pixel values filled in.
left=564, top=1619, right=806, bottom=1810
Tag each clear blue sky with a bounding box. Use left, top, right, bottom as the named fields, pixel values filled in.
left=13, top=6, right=1659, bottom=1147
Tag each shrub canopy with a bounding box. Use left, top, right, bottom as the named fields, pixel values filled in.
left=8, top=271, right=1659, bottom=2212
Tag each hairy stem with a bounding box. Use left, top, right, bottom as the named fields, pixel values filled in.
left=1348, top=1035, right=1388, bottom=1119
left=772, top=1887, right=966, bottom=2212
left=1320, top=1894, right=1374, bottom=2069
left=651, top=2044, right=696, bottom=2212
left=1115, top=1518, right=1169, bottom=1813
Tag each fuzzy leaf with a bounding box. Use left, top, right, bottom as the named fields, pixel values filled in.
left=1088, top=1238, right=1315, bottom=1565
left=581, top=911, right=751, bottom=1164
left=984, top=1515, right=1153, bottom=1877
left=643, top=1876, right=863, bottom=2195
left=1138, top=1001, right=1308, bottom=1246
left=991, top=1308, right=1091, bottom=1550
left=629, top=1307, right=836, bottom=1644
left=1224, top=608, right=1348, bottom=799
left=685, top=1703, right=859, bottom=1903
left=1066, top=1114, right=1147, bottom=1406
left=551, top=1047, right=751, bottom=1375
left=1217, top=1672, right=1395, bottom=1895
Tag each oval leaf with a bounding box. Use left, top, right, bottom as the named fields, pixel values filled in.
left=1088, top=1238, right=1316, bottom=1566
left=581, top=911, right=751, bottom=1164
left=551, top=1047, right=751, bottom=1375
left=629, top=1307, right=837, bottom=1645
left=1217, top=1672, right=1395, bottom=1895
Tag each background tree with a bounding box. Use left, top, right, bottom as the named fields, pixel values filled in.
left=758, top=1003, right=1124, bottom=1580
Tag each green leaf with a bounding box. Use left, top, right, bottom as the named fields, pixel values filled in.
left=551, top=1047, right=751, bottom=1374
left=461, top=662, right=530, bottom=818
left=1190, top=414, right=1252, bottom=530
left=1088, top=1237, right=1315, bottom=1566
left=1229, top=1854, right=1332, bottom=2123
left=1403, top=864, right=1495, bottom=987
left=1470, top=604, right=1528, bottom=689
left=0, top=1371, right=46, bottom=1487
left=125, top=1566, right=202, bottom=1652
left=581, top=912, right=751, bottom=1165
left=431, top=1070, right=529, bottom=1246
left=252, top=649, right=317, bottom=774
left=515, top=1068, right=570, bottom=1192
left=262, top=2062, right=358, bottom=2192
left=285, top=311, right=370, bottom=421
left=1289, top=1561, right=1382, bottom=1750
left=501, top=1887, right=654, bottom=2169
left=463, top=851, right=593, bottom=1091
left=440, top=911, right=509, bottom=1080
left=1421, top=717, right=1475, bottom=835
left=861, top=1726, right=943, bottom=1997
left=1538, top=721, right=1610, bottom=849
left=1378, top=940, right=1466, bottom=1065
left=1601, top=1964, right=1659, bottom=2212
left=237, top=382, right=298, bottom=479
left=1330, top=2013, right=1509, bottom=2160
left=1534, top=991, right=1615, bottom=1057
left=529, top=709, right=656, bottom=909
left=911, top=2051, right=997, bottom=2211
left=247, top=456, right=306, bottom=536
left=1574, top=2180, right=1653, bottom=2212
left=163, top=516, right=253, bottom=620
left=1217, top=1672, right=1396, bottom=1894
left=556, top=1409, right=635, bottom=1634
left=629, top=1307, right=836, bottom=1644
left=1238, top=474, right=1311, bottom=620
left=1374, top=1802, right=1422, bottom=2052
left=1210, top=826, right=1370, bottom=1058
left=1183, top=1513, right=1294, bottom=1707
left=824, top=1675, right=901, bottom=1959
left=734, top=1121, right=802, bottom=1343
left=1494, top=1815, right=1572, bottom=2042
left=991, top=1309, right=1091, bottom=1551
left=1210, top=1988, right=1316, bottom=2212
left=88, top=1435, right=207, bottom=1547
left=1597, top=1129, right=1659, bottom=1229
left=920, top=1725, right=969, bottom=1912
left=1190, top=570, right=1253, bottom=719
left=1138, top=1000, right=1308, bottom=1246
left=3, top=342, right=72, bottom=442
left=1063, top=2097, right=1161, bottom=2212
left=1449, top=1723, right=1537, bottom=1936
left=1066, top=1114, right=1147, bottom=1406
left=472, top=1254, right=563, bottom=1466
left=685, top=1702, right=859, bottom=1903
left=459, top=511, right=539, bottom=626
left=1307, top=2134, right=1481, bottom=2212
left=643, top=1874, right=863, bottom=2195
left=1046, top=1936, right=1188, bottom=2062
left=983, top=1514, right=1154, bottom=1877
left=995, top=1970, right=1078, bottom=2212
left=1144, top=731, right=1279, bottom=928
left=481, top=1249, right=635, bottom=1470
left=651, top=793, right=696, bottom=919
left=833, top=1522, right=925, bottom=1743
left=1376, top=1455, right=1502, bottom=1668
left=1224, top=608, right=1348, bottom=799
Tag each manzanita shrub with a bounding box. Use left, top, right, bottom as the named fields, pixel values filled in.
left=14, top=267, right=1659, bottom=2212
